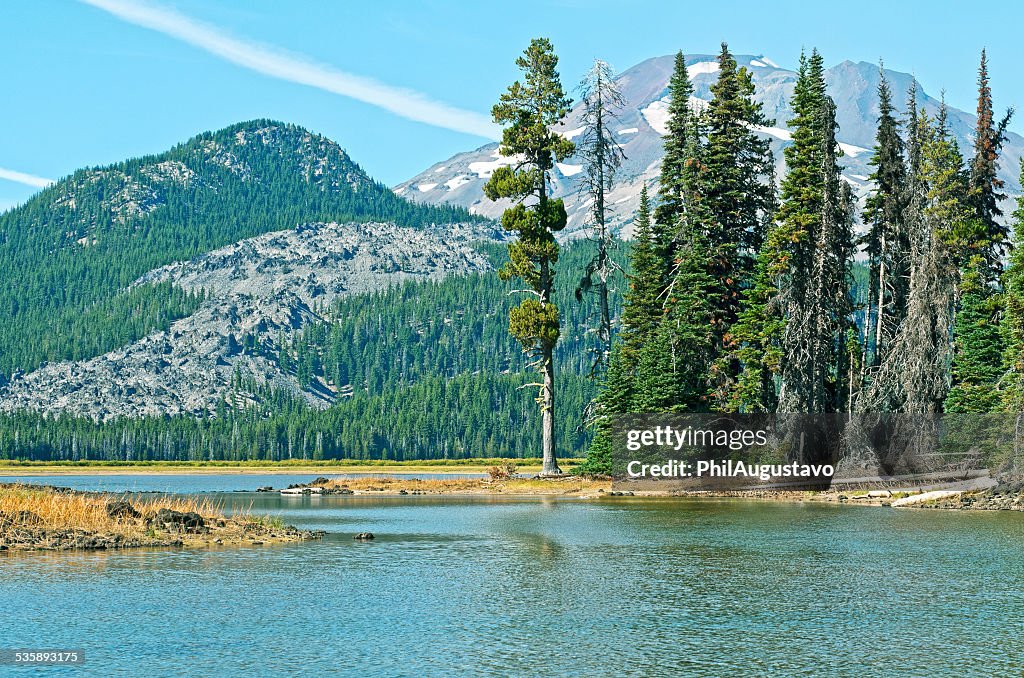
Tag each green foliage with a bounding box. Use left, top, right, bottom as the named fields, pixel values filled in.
left=861, top=64, right=910, bottom=370
left=1001, top=164, right=1024, bottom=410
left=946, top=259, right=1003, bottom=412
left=0, top=119, right=475, bottom=378
left=0, top=241, right=622, bottom=461
left=969, top=49, right=1014, bottom=280
left=654, top=51, right=697, bottom=256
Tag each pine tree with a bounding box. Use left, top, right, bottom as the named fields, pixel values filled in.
left=702, top=42, right=777, bottom=404
left=483, top=38, right=574, bottom=475
left=861, top=64, right=909, bottom=374
left=703, top=43, right=776, bottom=313
left=653, top=51, right=698, bottom=262
left=1000, top=162, right=1024, bottom=411
left=770, top=50, right=856, bottom=413
left=575, top=59, right=627, bottom=376
left=640, top=224, right=717, bottom=411
left=581, top=186, right=661, bottom=474
left=946, top=257, right=1003, bottom=412
left=618, top=186, right=662, bottom=359
left=970, top=49, right=1014, bottom=281
left=724, top=221, right=785, bottom=413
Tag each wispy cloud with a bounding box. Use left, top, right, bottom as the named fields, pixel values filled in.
left=0, top=167, right=55, bottom=188
left=80, top=0, right=499, bottom=140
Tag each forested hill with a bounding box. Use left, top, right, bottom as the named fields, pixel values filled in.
left=0, top=120, right=475, bottom=379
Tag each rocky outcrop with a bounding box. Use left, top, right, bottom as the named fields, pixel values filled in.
left=0, top=221, right=496, bottom=421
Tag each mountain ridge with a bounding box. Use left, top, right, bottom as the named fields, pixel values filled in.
left=0, top=119, right=479, bottom=378
left=395, top=53, right=1024, bottom=237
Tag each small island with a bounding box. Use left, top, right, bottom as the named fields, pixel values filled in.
left=0, top=483, right=323, bottom=552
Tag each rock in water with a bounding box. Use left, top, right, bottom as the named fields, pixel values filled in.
left=353, top=532, right=374, bottom=540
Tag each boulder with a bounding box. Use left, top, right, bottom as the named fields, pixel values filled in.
left=150, top=508, right=206, bottom=533
left=353, top=532, right=374, bottom=540
left=106, top=500, right=141, bottom=521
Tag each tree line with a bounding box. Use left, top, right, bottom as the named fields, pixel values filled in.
left=580, top=46, right=1021, bottom=474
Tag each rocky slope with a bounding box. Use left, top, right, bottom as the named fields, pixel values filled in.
left=396, top=54, right=1024, bottom=237
left=0, top=119, right=477, bottom=379
left=0, top=221, right=496, bottom=421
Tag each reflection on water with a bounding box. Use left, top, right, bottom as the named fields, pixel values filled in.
left=2, top=485, right=1024, bottom=676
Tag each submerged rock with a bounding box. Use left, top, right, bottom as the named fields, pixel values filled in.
left=353, top=532, right=374, bottom=541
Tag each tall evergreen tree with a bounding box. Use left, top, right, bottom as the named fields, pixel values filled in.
left=639, top=222, right=717, bottom=411
left=702, top=42, right=777, bottom=404
left=580, top=189, right=659, bottom=476
left=1000, top=161, right=1024, bottom=411
left=618, top=186, right=662, bottom=359
left=769, top=50, right=856, bottom=413
left=861, top=64, right=909, bottom=375
left=483, top=38, right=574, bottom=475
left=653, top=51, right=699, bottom=262
left=945, top=257, right=1003, bottom=412
left=575, top=59, right=627, bottom=376
left=703, top=43, right=777, bottom=314
left=969, top=48, right=1014, bottom=280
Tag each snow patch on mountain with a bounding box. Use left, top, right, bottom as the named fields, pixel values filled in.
left=559, top=125, right=587, bottom=140
left=445, top=175, right=472, bottom=190
left=839, top=142, right=870, bottom=157
left=395, top=52, right=1024, bottom=238
left=688, top=61, right=720, bottom=76
left=754, top=125, right=793, bottom=141
left=641, top=99, right=674, bottom=134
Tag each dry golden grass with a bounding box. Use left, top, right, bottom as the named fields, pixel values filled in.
left=0, top=484, right=222, bottom=534
left=0, top=484, right=316, bottom=551
left=320, top=475, right=609, bottom=496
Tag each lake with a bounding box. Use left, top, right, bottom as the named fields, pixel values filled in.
left=2, top=476, right=1023, bottom=676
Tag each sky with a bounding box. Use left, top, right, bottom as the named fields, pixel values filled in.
left=1, top=0, right=1020, bottom=210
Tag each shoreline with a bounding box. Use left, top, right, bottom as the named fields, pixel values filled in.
left=272, top=476, right=1024, bottom=511
left=3, top=466, right=1021, bottom=512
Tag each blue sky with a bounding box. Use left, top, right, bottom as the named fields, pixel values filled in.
left=1, top=0, right=1018, bottom=209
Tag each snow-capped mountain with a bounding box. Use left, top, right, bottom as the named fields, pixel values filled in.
left=395, top=54, right=1024, bottom=238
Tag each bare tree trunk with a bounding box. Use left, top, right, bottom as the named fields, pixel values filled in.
left=539, top=170, right=560, bottom=476
left=541, top=343, right=560, bottom=475
left=874, top=232, right=887, bottom=365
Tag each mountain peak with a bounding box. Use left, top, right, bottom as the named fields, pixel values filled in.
left=396, top=51, right=1024, bottom=237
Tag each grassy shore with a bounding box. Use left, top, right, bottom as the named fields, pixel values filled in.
left=0, top=484, right=323, bottom=551
left=301, top=475, right=610, bottom=496
left=0, top=458, right=583, bottom=476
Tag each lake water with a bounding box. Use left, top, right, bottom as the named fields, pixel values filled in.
left=2, top=476, right=1023, bottom=676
